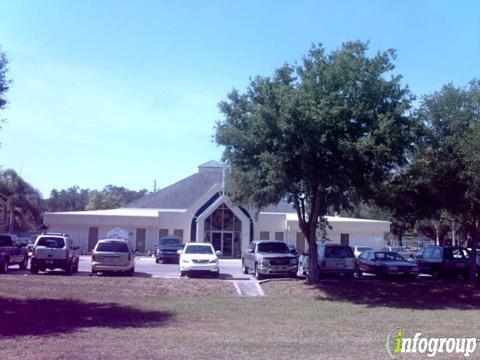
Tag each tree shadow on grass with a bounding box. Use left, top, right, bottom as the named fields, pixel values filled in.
left=312, top=278, right=480, bottom=310
left=0, top=297, right=174, bottom=337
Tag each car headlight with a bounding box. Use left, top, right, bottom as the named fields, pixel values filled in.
left=209, top=259, right=218, bottom=264
left=290, top=258, right=298, bottom=265
left=389, top=266, right=399, bottom=271
left=181, top=259, right=190, bottom=263
left=259, top=258, right=269, bottom=266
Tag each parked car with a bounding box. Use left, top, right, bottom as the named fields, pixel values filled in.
left=477, top=250, right=480, bottom=280
left=178, top=242, right=220, bottom=277
left=242, top=240, right=298, bottom=280
left=298, top=244, right=356, bottom=277
left=411, top=245, right=471, bottom=280
left=31, top=233, right=80, bottom=275
left=0, top=233, right=29, bottom=273
left=155, top=236, right=183, bottom=264
left=357, top=250, right=419, bottom=278
left=351, top=246, right=373, bottom=258
left=91, top=239, right=135, bottom=276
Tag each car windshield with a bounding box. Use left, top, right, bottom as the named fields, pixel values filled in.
left=0, top=235, right=12, bottom=246
left=96, top=241, right=129, bottom=252
left=325, top=246, right=354, bottom=258
left=37, top=237, right=65, bottom=248
left=257, top=242, right=290, bottom=253
left=374, top=252, right=405, bottom=261
left=357, top=247, right=372, bottom=252
left=184, top=245, right=213, bottom=254
left=160, top=238, right=181, bottom=246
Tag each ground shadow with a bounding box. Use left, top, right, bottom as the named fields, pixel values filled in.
left=0, top=297, right=174, bottom=337
left=311, top=278, right=480, bottom=310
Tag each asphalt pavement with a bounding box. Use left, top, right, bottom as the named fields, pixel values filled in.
left=5, top=256, right=253, bottom=280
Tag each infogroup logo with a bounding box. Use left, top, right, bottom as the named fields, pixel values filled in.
left=386, top=328, right=478, bottom=358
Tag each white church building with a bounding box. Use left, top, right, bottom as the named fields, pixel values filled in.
left=43, top=161, right=391, bottom=257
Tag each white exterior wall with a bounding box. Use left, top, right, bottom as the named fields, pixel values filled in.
left=44, top=209, right=390, bottom=254
left=254, top=213, right=287, bottom=240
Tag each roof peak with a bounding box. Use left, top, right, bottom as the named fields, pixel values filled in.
left=198, top=160, right=224, bottom=173
left=198, top=160, right=223, bottom=168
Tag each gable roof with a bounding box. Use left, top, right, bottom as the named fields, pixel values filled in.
left=124, top=171, right=223, bottom=209
left=124, top=161, right=295, bottom=212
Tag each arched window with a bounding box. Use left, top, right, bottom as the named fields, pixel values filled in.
left=204, top=203, right=241, bottom=258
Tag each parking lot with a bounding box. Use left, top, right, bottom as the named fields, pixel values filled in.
left=6, top=256, right=253, bottom=280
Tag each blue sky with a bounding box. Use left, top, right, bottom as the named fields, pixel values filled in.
left=0, top=0, right=479, bottom=197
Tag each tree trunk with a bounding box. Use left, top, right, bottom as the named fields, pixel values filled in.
left=397, top=231, right=403, bottom=247
left=470, top=232, right=479, bottom=285
left=306, top=236, right=319, bottom=284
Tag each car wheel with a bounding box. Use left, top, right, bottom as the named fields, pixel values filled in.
left=19, top=256, right=28, bottom=270
left=155, top=258, right=160, bottom=264
left=91, top=269, right=97, bottom=276
left=30, top=266, right=38, bottom=274
left=180, top=270, right=185, bottom=277
left=356, top=270, right=363, bottom=277
left=1, top=261, right=8, bottom=274
left=254, top=264, right=263, bottom=280
left=213, top=271, right=220, bottom=278
left=65, top=264, right=73, bottom=276
left=288, top=271, right=297, bottom=279
left=432, top=269, right=440, bottom=280
left=127, top=267, right=135, bottom=276
left=241, top=260, right=249, bottom=274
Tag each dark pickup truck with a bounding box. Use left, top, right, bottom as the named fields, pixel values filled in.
left=242, top=240, right=298, bottom=280
left=155, top=236, right=183, bottom=264
left=0, top=234, right=29, bottom=274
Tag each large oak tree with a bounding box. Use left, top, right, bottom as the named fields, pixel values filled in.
left=216, top=41, right=417, bottom=283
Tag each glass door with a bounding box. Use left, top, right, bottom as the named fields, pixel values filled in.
left=222, top=233, right=233, bottom=257
left=211, top=232, right=222, bottom=253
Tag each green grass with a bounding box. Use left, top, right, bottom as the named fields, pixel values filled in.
left=0, top=276, right=479, bottom=359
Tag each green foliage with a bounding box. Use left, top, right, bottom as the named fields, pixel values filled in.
left=0, top=169, right=44, bottom=232
left=216, top=41, right=417, bottom=282
left=47, top=185, right=147, bottom=211
left=47, top=186, right=90, bottom=212
left=85, top=185, right=147, bottom=210
left=0, top=46, right=11, bottom=145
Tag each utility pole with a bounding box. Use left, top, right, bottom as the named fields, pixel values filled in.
left=153, top=180, right=157, bottom=192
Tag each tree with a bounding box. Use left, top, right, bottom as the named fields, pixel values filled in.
left=85, top=185, right=147, bottom=210
left=0, top=169, right=44, bottom=232
left=412, top=80, right=480, bottom=282
left=47, top=186, right=90, bottom=212
left=216, top=41, right=417, bottom=283
left=0, top=46, right=11, bottom=142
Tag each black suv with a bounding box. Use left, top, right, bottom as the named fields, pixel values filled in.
left=413, top=245, right=471, bottom=280
left=155, top=236, right=183, bottom=264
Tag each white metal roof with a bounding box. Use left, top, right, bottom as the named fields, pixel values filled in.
left=44, top=208, right=187, bottom=217
left=282, top=212, right=391, bottom=224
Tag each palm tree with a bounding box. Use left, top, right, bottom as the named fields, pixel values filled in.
left=0, top=169, right=44, bottom=232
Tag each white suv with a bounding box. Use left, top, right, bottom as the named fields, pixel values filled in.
left=179, top=242, right=220, bottom=277
left=31, top=233, right=80, bottom=275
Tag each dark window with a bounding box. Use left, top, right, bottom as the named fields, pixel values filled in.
left=184, top=245, right=213, bottom=254
left=0, top=235, right=13, bottom=246
left=340, top=233, right=350, bottom=246
left=96, top=241, right=129, bottom=253
left=160, top=238, right=181, bottom=246
left=325, top=246, right=354, bottom=259
left=257, top=242, right=289, bottom=253
left=37, top=237, right=65, bottom=249
left=374, top=252, right=405, bottom=261
left=259, top=231, right=270, bottom=240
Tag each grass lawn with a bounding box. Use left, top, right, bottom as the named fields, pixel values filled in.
left=0, top=275, right=479, bottom=359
